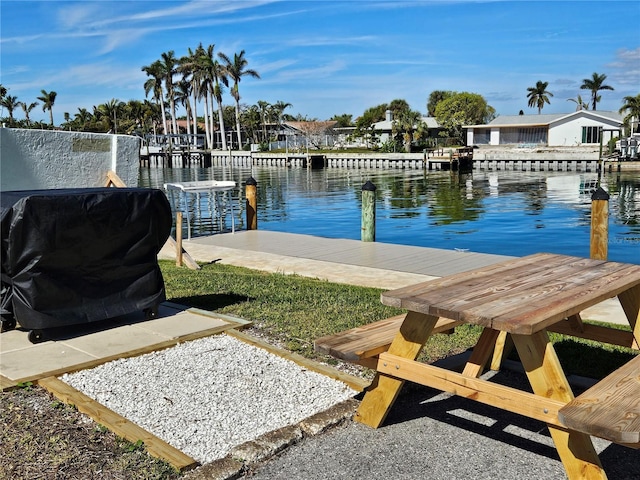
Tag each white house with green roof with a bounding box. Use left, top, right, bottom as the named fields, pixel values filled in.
left=464, top=110, right=623, bottom=147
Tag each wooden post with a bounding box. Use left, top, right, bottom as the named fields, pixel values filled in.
left=597, top=126, right=604, bottom=183
left=246, top=177, right=258, bottom=230
left=104, top=170, right=127, bottom=188
left=361, top=181, right=376, bottom=242
left=175, top=212, right=183, bottom=266
left=590, top=187, right=609, bottom=260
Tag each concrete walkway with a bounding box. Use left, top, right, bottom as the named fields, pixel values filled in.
left=160, top=230, right=629, bottom=326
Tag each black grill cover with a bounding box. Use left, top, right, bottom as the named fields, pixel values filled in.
left=1, top=188, right=172, bottom=330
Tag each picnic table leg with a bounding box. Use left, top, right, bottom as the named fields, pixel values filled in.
left=618, top=284, right=640, bottom=349
left=512, top=331, right=606, bottom=480
left=355, top=311, right=439, bottom=428
left=490, top=331, right=513, bottom=371
left=462, top=327, right=500, bottom=378
left=566, top=313, right=585, bottom=332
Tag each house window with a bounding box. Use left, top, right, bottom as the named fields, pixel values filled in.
left=499, top=127, right=547, bottom=145
left=474, top=129, right=490, bottom=144
left=582, top=126, right=601, bottom=144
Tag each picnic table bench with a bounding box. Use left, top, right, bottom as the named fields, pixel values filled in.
left=315, top=253, right=640, bottom=480
left=315, top=314, right=462, bottom=369
left=559, top=353, right=640, bottom=448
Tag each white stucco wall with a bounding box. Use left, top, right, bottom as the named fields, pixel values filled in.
left=548, top=115, right=621, bottom=146
left=0, top=128, right=140, bottom=191
left=490, top=128, right=500, bottom=145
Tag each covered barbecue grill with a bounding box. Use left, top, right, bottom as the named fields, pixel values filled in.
left=0, top=188, right=172, bottom=342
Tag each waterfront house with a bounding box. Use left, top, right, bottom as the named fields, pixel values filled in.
left=264, top=121, right=339, bottom=150
left=372, top=110, right=442, bottom=145
left=465, top=110, right=623, bottom=147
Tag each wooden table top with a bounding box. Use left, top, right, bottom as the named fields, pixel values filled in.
left=381, top=253, right=640, bottom=334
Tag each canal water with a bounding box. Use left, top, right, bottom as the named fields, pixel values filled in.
left=139, top=166, right=640, bottom=265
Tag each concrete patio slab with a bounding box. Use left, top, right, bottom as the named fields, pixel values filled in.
left=1, top=341, right=96, bottom=381
left=0, top=303, right=246, bottom=388
left=60, top=325, right=172, bottom=359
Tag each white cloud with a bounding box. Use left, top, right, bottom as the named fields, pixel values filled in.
left=255, top=59, right=299, bottom=75
left=607, top=47, right=640, bottom=86
left=57, top=3, right=102, bottom=29
left=273, top=60, right=348, bottom=82
left=284, top=35, right=379, bottom=48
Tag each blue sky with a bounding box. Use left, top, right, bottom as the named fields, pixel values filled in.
left=1, top=0, right=639, bottom=126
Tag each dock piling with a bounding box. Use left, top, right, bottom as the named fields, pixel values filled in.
left=361, top=181, right=377, bottom=242
left=590, top=187, right=610, bottom=261
left=246, top=177, right=258, bottom=230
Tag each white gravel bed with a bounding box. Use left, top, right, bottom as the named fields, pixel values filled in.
left=61, top=334, right=357, bottom=464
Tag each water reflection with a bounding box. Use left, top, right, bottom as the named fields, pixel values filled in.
left=139, top=166, right=639, bottom=264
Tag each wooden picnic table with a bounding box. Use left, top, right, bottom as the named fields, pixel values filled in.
left=353, top=253, right=640, bottom=480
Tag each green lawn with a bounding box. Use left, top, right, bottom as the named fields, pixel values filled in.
left=160, top=260, right=636, bottom=379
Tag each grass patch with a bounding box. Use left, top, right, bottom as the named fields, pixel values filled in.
left=162, top=260, right=404, bottom=357
left=0, top=387, right=180, bottom=479
left=161, top=260, right=637, bottom=379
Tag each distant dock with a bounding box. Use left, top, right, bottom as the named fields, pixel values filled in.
left=140, top=145, right=638, bottom=172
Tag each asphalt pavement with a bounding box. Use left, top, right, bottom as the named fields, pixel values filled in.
left=242, top=372, right=640, bottom=480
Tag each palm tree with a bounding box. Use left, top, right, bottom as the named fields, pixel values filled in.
left=179, top=45, right=205, bottom=144
left=199, top=44, right=229, bottom=150
left=196, top=45, right=219, bottom=149
left=74, top=107, right=93, bottom=131
left=526, top=81, right=553, bottom=114
left=211, top=56, right=229, bottom=150
left=95, top=99, right=124, bottom=133
left=272, top=100, right=291, bottom=139
left=175, top=79, right=193, bottom=139
left=218, top=49, right=260, bottom=148
left=0, top=95, right=20, bottom=125
left=241, top=105, right=262, bottom=144
left=160, top=51, right=179, bottom=138
left=392, top=109, right=421, bottom=152
left=619, top=94, right=640, bottom=134
left=0, top=84, right=7, bottom=119
left=142, top=99, right=162, bottom=137
left=37, top=90, right=57, bottom=126
left=566, top=94, right=589, bottom=111
left=580, top=72, right=614, bottom=111
left=142, top=60, right=169, bottom=139
left=125, top=100, right=146, bottom=135
left=20, top=101, right=39, bottom=125
left=257, top=100, right=271, bottom=142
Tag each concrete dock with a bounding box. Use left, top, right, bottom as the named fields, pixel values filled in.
left=161, top=230, right=629, bottom=326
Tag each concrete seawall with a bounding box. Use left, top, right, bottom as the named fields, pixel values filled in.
left=141, top=145, right=639, bottom=171
left=474, top=145, right=602, bottom=160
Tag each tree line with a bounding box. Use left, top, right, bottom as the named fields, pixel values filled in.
left=1, top=59, right=639, bottom=152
